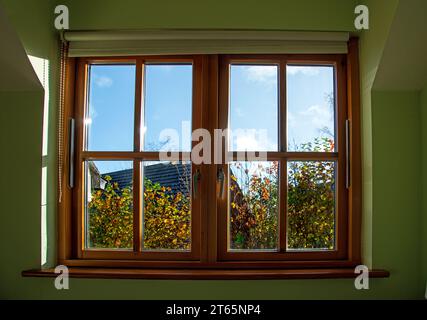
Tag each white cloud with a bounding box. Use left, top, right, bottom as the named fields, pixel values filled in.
left=231, top=128, right=276, bottom=151
left=241, top=65, right=277, bottom=87
left=299, top=104, right=333, bottom=128
left=287, top=66, right=320, bottom=76
left=94, top=75, right=113, bottom=88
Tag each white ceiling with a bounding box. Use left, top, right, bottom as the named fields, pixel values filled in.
left=0, top=3, right=42, bottom=92
left=374, top=0, right=427, bottom=91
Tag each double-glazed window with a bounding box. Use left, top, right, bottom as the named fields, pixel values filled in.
left=60, top=50, right=361, bottom=269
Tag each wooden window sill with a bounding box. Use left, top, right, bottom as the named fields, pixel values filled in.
left=22, top=267, right=390, bottom=280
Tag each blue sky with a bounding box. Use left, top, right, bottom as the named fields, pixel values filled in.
left=86, top=63, right=335, bottom=173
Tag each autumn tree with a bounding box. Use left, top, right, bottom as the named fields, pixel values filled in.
left=88, top=176, right=133, bottom=248
left=230, top=138, right=335, bottom=250
left=88, top=176, right=190, bottom=249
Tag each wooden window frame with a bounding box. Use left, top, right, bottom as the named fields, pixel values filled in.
left=217, top=54, right=347, bottom=262
left=58, top=39, right=362, bottom=270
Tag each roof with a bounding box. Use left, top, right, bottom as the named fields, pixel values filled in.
left=103, top=162, right=191, bottom=194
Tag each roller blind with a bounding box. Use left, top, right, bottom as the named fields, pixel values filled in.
left=64, top=30, right=350, bottom=57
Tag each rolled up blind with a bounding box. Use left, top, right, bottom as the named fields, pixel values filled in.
left=64, top=30, right=350, bottom=57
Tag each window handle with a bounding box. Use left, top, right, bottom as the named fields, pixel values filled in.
left=68, top=118, right=75, bottom=188
left=217, top=167, right=225, bottom=199
left=346, top=119, right=351, bottom=189
left=192, top=169, right=201, bottom=199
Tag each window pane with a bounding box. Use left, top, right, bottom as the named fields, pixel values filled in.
left=287, top=65, right=335, bottom=152
left=142, top=161, right=191, bottom=250
left=143, top=64, right=193, bottom=152
left=287, top=161, right=336, bottom=250
left=86, top=65, right=135, bottom=151
left=229, top=65, right=278, bottom=151
left=229, top=161, right=279, bottom=250
left=85, top=160, right=133, bottom=249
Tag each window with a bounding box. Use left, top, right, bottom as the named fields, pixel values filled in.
left=59, top=45, right=361, bottom=272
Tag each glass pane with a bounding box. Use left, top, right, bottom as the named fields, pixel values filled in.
left=143, top=64, right=193, bottom=152
left=142, top=161, right=191, bottom=250
left=229, top=65, right=278, bottom=151
left=86, top=65, right=135, bottom=151
left=229, top=161, right=279, bottom=250
left=287, top=65, right=335, bottom=152
left=287, top=161, right=336, bottom=250
left=85, top=160, right=133, bottom=249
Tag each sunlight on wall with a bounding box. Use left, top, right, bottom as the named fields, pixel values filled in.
left=28, top=55, right=50, bottom=267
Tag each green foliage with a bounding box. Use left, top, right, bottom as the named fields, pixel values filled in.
left=88, top=175, right=190, bottom=250
left=230, top=162, right=278, bottom=249
left=88, top=176, right=133, bottom=248
left=143, top=178, right=191, bottom=250
left=230, top=138, right=335, bottom=250
left=287, top=137, right=335, bottom=249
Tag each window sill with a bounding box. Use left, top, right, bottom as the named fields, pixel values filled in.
left=22, top=267, right=390, bottom=280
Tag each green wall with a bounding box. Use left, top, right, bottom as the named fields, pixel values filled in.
left=1, top=0, right=426, bottom=299
left=0, top=91, right=44, bottom=296
left=357, top=0, right=399, bottom=268
left=371, top=91, right=423, bottom=298
left=59, top=0, right=356, bottom=31
left=422, top=86, right=427, bottom=293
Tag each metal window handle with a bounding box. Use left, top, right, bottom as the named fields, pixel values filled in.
left=217, top=167, right=225, bottom=198
left=68, top=118, right=75, bottom=188
left=192, top=169, right=201, bottom=199
left=345, top=119, right=351, bottom=189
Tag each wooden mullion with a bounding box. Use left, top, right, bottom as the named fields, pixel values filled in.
left=134, top=58, right=143, bottom=152
left=133, top=59, right=143, bottom=252
left=217, top=55, right=230, bottom=260
left=279, top=59, right=287, bottom=252
left=279, top=59, right=287, bottom=153
left=279, top=159, right=287, bottom=252
left=207, top=55, right=219, bottom=263
left=132, top=161, right=141, bottom=252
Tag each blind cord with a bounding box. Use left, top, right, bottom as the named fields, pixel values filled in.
left=58, top=40, right=68, bottom=204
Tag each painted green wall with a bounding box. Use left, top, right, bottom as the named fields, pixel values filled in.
left=357, top=0, right=400, bottom=267
left=1, top=0, right=426, bottom=299
left=0, top=91, right=44, bottom=296
left=371, top=91, right=423, bottom=298
left=422, top=86, right=427, bottom=293
left=59, top=0, right=356, bottom=31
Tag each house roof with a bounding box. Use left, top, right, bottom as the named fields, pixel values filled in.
left=103, top=162, right=191, bottom=194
